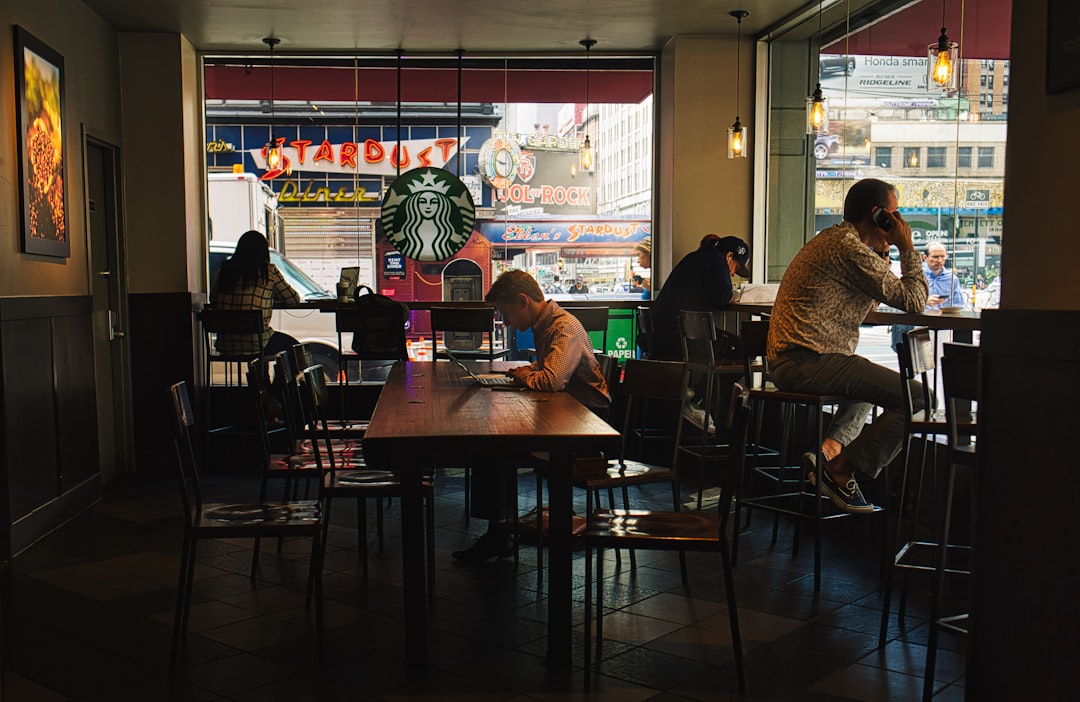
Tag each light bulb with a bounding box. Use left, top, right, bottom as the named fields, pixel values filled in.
left=927, top=28, right=959, bottom=92
left=580, top=135, right=593, bottom=170
left=266, top=139, right=281, bottom=170
left=932, top=47, right=953, bottom=86
left=810, top=100, right=826, bottom=130
left=728, top=119, right=746, bottom=159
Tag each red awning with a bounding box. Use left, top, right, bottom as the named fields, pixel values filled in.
left=205, top=65, right=654, bottom=104
left=823, top=0, right=1011, bottom=60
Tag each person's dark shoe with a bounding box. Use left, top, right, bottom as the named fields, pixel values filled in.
left=452, top=529, right=514, bottom=562
left=803, top=452, right=875, bottom=514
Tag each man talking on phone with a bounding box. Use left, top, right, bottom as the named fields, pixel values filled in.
left=766, top=178, right=928, bottom=513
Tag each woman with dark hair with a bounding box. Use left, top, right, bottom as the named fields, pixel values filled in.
left=211, top=230, right=302, bottom=357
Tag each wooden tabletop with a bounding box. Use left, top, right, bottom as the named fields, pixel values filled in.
left=361, top=359, right=621, bottom=667
left=362, top=360, right=621, bottom=462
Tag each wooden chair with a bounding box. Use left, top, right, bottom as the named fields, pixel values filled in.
left=430, top=306, right=510, bottom=361
left=299, top=365, right=435, bottom=585
left=167, top=380, right=324, bottom=672
left=566, top=306, right=610, bottom=353
left=582, top=382, right=749, bottom=693
left=533, top=357, right=687, bottom=584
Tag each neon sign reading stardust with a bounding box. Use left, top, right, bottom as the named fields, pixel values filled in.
left=250, top=137, right=466, bottom=180
left=481, top=220, right=650, bottom=244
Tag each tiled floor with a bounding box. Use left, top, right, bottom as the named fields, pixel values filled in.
left=0, top=468, right=967, bottom=700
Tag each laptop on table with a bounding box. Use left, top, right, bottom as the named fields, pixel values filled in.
left=442, top=348, right=524, bottom=388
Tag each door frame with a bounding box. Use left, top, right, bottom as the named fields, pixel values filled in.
left=83, top=127, right=135, bottom=480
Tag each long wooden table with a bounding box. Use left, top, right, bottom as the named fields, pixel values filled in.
left=360, top=360, right=622, bottom=667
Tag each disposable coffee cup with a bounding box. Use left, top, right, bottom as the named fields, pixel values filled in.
left=336, top=281, right=349, bottom=302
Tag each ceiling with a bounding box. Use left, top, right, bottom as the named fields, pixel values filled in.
left=80, top=0, right=820, bottom=54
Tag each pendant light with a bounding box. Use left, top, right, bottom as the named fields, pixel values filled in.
left=927, top=0, right=959, bottom=92
left=727, top=10, right=750, bottom=159
left=806, top=0, right=828, bottom=134
left=579, top=39, right=596, bottom=171
left=262, top=37, right=282, bottom=172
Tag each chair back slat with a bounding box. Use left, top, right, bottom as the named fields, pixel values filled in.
left=430, top=306, right=496, bottom=357
left=900, top=327, right=937, bottom=416
left=678, top=310, right=718, bottom=369
left=941, top=342, right=979, bottom=450
left=718, top=383, right=751, bottom=530
left=621, top=358, right=686, bottom=402
left=635, top=306, right=654, bottom=358
left=300, top=365, right=338, bottom=477
left=200, top=308, right=262, bottom=335
left=619, top=359, right=689, bottom=467
left=168, top=381, right=202, bottom=521
left=568, top=307, right=610, bottom=351
left=336, top=307, right=408, bottom=361
left=273, top=350, right=306, bottom=445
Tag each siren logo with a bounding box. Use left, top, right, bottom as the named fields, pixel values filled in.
left=381, top=168, right=476, bottom=262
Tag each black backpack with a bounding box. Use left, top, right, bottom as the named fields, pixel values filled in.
left=345, top=285, right=409, bottom=360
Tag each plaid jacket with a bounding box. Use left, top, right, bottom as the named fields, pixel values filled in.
left=211, top=264, right=302, bottom=355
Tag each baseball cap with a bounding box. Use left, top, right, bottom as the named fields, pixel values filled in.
left=701, top=234, right=751, bottom=278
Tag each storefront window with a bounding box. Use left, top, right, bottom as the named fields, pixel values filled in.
left=202, top=55, right=656, bottom=310
left=795, top=0, right=1008, bottom=315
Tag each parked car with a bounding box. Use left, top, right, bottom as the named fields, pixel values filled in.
left=820, top=54, right=856, bottom=76
left=814, top=133, right=839, bottom=160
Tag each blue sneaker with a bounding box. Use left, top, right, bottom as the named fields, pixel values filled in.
left=803, top=452, right=875, bottom=514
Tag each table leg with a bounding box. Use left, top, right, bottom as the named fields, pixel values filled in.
left=545, top=450, right=573, bottom=666
left=398, top=463, right=429, bottom=667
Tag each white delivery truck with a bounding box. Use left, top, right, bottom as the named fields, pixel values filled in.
left=207, top=171, right=282, bottom=244
left=208, top=173, right=347, bottom=379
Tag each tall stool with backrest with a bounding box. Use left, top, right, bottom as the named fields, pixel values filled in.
left=199, top=308, right=264, bottom=445
left=566, top=306, right=609, bottom=353
left=677, top=310, right=743, bottom=510
left=879, top=327, right=969, bottom=646
left=731, top=318, right=875, bottom=591
left=582, top=382, right=749, bottom=692
left=167, top=380, right=324, bottom=671
left=430, top=306, right=510, bottom=361
left=921, top=342, right=978, bottom=701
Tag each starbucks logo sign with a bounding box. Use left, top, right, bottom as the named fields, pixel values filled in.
left=381, top=168, right=476, bottom=261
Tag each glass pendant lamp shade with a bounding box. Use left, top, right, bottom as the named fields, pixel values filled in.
left=263, top=36, right=282, bottom=171
left=727, top=10, right=750, bottom=159
left=579, top=38, right=597, bottom=172
left=728, top=118, right=747, bottom=158
left=580, top=134, right=594, bottom=170
left=806, top=84, right=828, bottom=134
left=928, top=28, right=959, bottom=91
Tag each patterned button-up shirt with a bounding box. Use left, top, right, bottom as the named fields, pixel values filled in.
left=519, top=300, right=610, bottom=412
left=211, top=264, right=301, bottom=355
left=768, top=222, right=928, bottom=362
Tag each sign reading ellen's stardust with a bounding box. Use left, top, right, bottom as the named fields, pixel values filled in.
left=381, top=168, right=476, bottom=262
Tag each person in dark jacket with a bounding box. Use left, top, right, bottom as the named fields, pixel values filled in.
left=649, top=234, right=750, bottom=360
